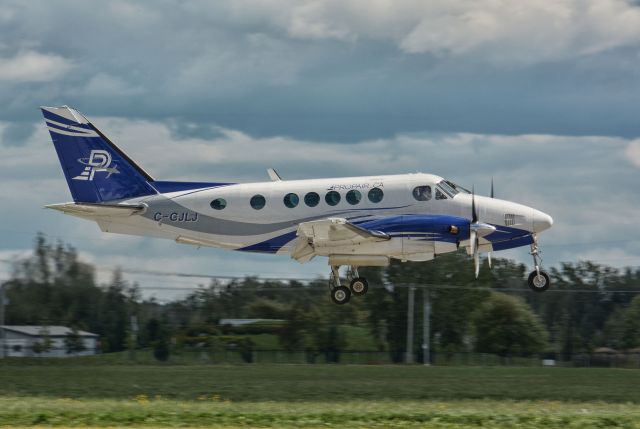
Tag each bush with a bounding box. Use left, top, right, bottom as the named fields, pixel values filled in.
left=473, top=292, right=548, bottom=356
left=153, top=339, right=170, bottom=362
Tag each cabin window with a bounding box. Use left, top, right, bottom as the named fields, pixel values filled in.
left=346, top=190, right=361, bottom=205
left=443, top=180, right=470, bottom=194
left=325, top=191, right=341, bottom=206
left=304, top=192, right=320, bottom=207
left=438, top=180, right=457, bottom=197
left=368, top=187, right=384, bottom=203
left=436, top=189, right=447, bottom=200
left=250, top=194, right=266, bottom=210
left=283, top=193, right=299, bottom=208
left=412, top=186, right=432, bottom=201
left=210, top=198, right=227, bottom=210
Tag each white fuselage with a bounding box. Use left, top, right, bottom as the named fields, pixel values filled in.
left=82, top=173, right=552, bottom=262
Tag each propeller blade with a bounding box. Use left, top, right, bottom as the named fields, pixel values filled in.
left=471, top=185, right=478, bottom=223
left=490, top=177, right=494, bottom=199
left=474, top=248, right=480, bottom=278
left=470, top=230, right=477, bottom=256
left=487, top=252, right=492, bottom=269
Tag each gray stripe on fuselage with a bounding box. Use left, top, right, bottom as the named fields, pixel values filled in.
left=142, top=197, right=410, bottom=236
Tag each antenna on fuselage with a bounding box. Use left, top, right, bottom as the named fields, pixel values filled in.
left=267, top=168, right=282, bottom=181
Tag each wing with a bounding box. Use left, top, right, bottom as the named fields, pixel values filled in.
left=291, top=218, right=390, bottom=262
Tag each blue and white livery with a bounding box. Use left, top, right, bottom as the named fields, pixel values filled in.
left=42, top=106, right=553, bottom=304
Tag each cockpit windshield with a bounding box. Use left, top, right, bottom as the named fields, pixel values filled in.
left=441, top=180, right=471, bottom=195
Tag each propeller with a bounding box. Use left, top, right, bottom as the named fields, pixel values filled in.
left=469, top=185, right=496, bottom=278
left=487, top=178, right=495, bottom=267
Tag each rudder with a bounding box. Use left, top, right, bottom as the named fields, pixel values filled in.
left=41, top=106, right=157, bottom=203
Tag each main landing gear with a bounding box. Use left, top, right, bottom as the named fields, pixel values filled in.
left=527, top=237, right=550, bottom=292
left=329, top=265, right=369, bottom=305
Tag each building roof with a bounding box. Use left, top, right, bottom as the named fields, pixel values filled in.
left=0, top=325, right=98, bottom=337
left=218, top=319, right=284, bottom=327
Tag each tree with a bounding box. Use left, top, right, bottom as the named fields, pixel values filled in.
left=32, top=327, right=53, bottom=355
left=378, top=253, right=492, bottom=362
left=603, top=295, right=640, bottom=350
left=5, top=234, right=100, bottom=329
left=97, top=270, right=129, bottom=352
left=153, top=337, right=171, bottom=362
left=315, top=325, right=347, bottom=363
left=64, top=327, right=86, bottom=355
left=473, top=292, right=548, bottom=356
left=144, top=318, right=172, bottom=362
left=519, top=262, right=640, bottom=358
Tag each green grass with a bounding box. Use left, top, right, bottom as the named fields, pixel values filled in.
left=2, top=398, right=640, bottom=428
left=1, top=364, right=640, bottom=427
left=1, top=364, right=640, bottom=402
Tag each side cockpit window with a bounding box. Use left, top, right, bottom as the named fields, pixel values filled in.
left=412, top=185, right=432, bottom=201
left=436, top=189, right=447, bottom=200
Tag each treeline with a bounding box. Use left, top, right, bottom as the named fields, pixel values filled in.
left=3, top=235, right=640, bottom=361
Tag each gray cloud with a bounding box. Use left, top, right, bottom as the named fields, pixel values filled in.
left=0, top=1, right=640, bottom=141
left=0, top=50, right=73, bottom=82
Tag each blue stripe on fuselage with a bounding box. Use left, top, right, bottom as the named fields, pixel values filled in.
left=237, top=230, right=298, bottom=253
left=491, top=234, right=535, bottom=251
left=235, top=215, right=534, bottom=254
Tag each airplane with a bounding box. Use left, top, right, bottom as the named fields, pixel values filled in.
left=41, top=106, right=554, bottom=304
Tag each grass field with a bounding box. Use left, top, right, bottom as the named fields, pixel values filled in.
left=1, top=364, right=640, bottom=427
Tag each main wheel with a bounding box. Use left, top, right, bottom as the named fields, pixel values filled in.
left=528, top=270, right=550, bottom=292
left=331, top=286, right=351, bottom=305
left=349, top=277, right=369, bottom=296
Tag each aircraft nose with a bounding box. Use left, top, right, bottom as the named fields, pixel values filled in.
left=532, top=210, right=553, bottom=232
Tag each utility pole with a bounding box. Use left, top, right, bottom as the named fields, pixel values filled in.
left=405, top=286, right=415, bottom=364
left=422, top=288, right=431, bottom=365
left=129, top=315, right=138, bottom=361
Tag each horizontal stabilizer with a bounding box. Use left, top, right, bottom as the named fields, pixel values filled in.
left=175, top=235, right=241, bottom=250
left=45, top=202, right=146, bottom=218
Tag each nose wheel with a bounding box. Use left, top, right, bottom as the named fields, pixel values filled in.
left=528, top=270, right=550, bottom=292
left=329, top=265, right=369, bottom=304
left=528, top=238, right=550, bottom=292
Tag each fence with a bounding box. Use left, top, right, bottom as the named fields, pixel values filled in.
left=160, top=349, right=640, bottom=368
left=4, top=343, right=640, bottom=368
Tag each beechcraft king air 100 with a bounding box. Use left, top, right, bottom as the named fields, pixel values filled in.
left=41, top=106, right=554, bottom=304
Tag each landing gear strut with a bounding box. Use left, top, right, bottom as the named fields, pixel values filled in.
left=527, top=237, right=550, bottom=292
left=329, top=265, right=369, bottom=304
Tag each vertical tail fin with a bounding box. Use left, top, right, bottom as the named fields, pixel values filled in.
left=41, top=106, right=157, bottom=203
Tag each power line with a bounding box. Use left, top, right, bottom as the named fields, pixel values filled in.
left=132, top=284, right=640, bottom=294
left=2, top=227, right=640, bottom=249
left=2, top=258, right=640, bottom=294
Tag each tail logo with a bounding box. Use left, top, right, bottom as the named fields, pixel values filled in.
left=72, top=150, right=120, bottom=181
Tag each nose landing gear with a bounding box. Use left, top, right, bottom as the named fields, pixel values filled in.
left=329, top=265, right=369, bottom=304
left=528, top=237, right=550, bottom=292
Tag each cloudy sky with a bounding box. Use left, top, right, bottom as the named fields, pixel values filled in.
left=1, top=0, right=639, bottom=299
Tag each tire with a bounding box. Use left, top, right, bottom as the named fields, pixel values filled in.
left=331, top=286, right=351, bottom=305
left=349, top=277, right=369, bottom=296
left=528, top=270, right=550, bottom=292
